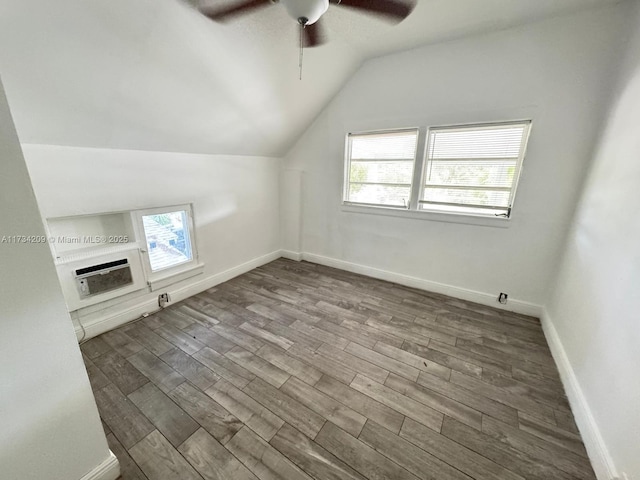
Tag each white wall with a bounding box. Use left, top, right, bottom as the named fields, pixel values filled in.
left=0, top=0, right=361, bottom=157
left=22, top=144, right=281, bottom=335
left=0, top=0, right=612, bottom=158
left=282, top=4, right=635, bottom=312
left=0, top=81, right=115, bottom=479
left=545, top=3, right=640, bottom=478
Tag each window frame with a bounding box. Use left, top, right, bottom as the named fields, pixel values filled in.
left=342, top=120, right=532, bottom=223
left=419, top=120, right=532, bottom=218
left=133, top=203, right=200, bottom=284
left=343, top=127, right=420, bottom=209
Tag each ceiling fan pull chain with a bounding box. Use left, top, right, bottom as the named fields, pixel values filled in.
left=299, top=20, right=304, bottom=80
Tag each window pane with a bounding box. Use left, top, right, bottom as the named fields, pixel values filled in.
left=422, top=187, right=511, bottom=207
left=422, top=121, right=531, bottom=217
left=350, top=130, right=418, bottom=160
left=142, top=211, right=192, bottom=272
left=350, top=160, right=413, bottom=184
left=346, top=129, right=418, bottom=207
left=429, top=125, right=526, bottom=159
left=426, top=160, right=517, bottom=188
left=348, top=184, right=410, bottom=207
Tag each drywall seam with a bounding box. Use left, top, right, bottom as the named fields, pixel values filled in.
left=540, top=308, right=619, bottom=480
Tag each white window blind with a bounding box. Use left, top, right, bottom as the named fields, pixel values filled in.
left=420, top=121, right=531, bottom=217
left=134, top=204, right=198, bottom=279
left=141, top=210, right=193, bottom=272
left=345, top=129, right=418, bottom=208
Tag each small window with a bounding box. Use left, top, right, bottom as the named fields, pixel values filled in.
left=420, top=121, right=531, bottom=217
left=136, top=205, right=197, bottom=275
left=344, top=129, right=418, bottom=208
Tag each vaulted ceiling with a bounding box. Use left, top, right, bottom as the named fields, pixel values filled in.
left=0, top=0, right=622, bottom=156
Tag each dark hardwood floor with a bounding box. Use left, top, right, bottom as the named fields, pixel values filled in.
left=81, top=258, right=595, bottom=480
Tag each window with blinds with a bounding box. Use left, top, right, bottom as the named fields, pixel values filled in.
left=420, top=121, right=531, bottom=217
left=344, top=129, right=418, bottom=208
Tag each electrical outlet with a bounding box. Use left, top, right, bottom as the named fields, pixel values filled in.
left=498, top=292, right=508, bottom=304
left=158, top=292, right=170, bottom=308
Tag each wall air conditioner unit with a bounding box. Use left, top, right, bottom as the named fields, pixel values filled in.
left=56, top=247, right=146, bottom=311
left=75, top=259, right=133, bottom=298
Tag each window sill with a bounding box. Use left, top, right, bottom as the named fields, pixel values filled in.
left=341, top=204, right=511, bottom=228
left=147, top=263, right=205, bottom=291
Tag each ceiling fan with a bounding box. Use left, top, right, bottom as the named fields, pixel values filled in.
left=199, top=0, right=417, bottom=48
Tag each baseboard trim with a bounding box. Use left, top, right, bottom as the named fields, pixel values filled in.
left=74, top=249, right=615, bottom=478
left=77, top=248, right=542, bottom=339
left=540, top=309, right=618, bottom=480
left=75, top=250, right=283, bottom=340
left=298, top=252, right=542, bottom=317
left=280, top=249, right=303, bottom=261
left=80, top=451, right=119, bottom=480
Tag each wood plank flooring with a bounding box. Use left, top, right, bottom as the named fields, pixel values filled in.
left=82, top=258, right=595, bottom=480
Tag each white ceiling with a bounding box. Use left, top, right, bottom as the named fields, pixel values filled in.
left=0, top=0, right=623, bottom=156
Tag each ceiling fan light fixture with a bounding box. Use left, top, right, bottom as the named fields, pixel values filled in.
left=280, top=0, right=329, bottom=25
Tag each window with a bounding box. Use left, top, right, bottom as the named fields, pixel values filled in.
left=421, top=122, right=531, bottom=217
left=142, top=210, right=193, bottom=272
left=135, top=204, right=198, bottom=277
left=344, top=129, right=418, bottom=208
left=343, top=121, right=531, bottom=218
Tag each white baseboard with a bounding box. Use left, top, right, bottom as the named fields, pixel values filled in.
left=298, top=252, right=542, bottom=317
left=80, top=451, right=119, bottom=480
left=76, top=250, right=282, bottom=340
left=540, top=309, right=618, bottom=480
left=72, top=249, right=616, bottom=479
left=280, top=249, right=302, bottom=261
left=76, top=248, right=541, bottom=340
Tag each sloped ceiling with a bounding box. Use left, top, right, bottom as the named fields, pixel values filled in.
left=0, top=0, right=622, bottom=156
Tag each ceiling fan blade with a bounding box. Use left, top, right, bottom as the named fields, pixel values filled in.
left=200, top=0, right=272, bottom=21
left=303, top=19, right=327, bottom=48
left=332, top=0, right=416, bottom=22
